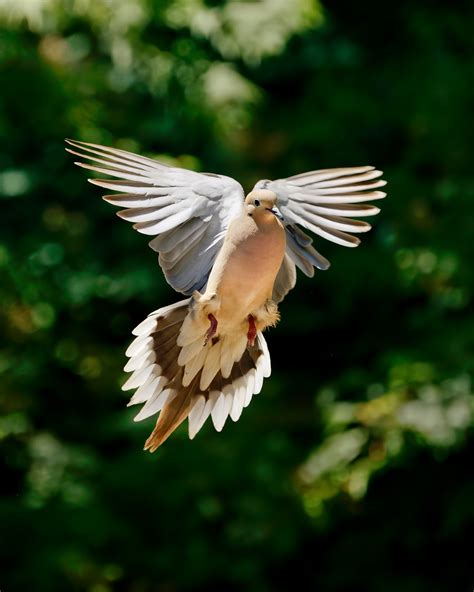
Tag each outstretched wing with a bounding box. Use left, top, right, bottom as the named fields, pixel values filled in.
left=66, top=140, right=245, bottom=295
left=255, top=166, right=387, bottom=299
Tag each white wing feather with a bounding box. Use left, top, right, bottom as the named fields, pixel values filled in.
left=254, top=166, right=386, bottom=282
left=66, top=139, right=245, bottom=295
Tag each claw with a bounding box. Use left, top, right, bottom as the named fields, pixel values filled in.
left=204, top=313, right=218, bottom=346
left=247, top=314, right=257, bottom=347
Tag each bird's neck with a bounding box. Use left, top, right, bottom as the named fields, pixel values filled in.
left=253, top=209, right=283, bottom=231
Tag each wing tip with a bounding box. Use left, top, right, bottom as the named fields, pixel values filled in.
left=88, top=178, right=113, bottom=189
left=74, top=161, right=89, bottom=170
left=348, top=237, right=361, bottom=248
left=65, top=138, right=88, bottom=150
left=65, top=138, right=95, bottom=149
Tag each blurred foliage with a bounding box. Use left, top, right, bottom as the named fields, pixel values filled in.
left=1, top=0, right=474, bottom=591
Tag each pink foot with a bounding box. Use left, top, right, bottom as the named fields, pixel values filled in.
left=204, top=313, right=218, bottom=346
left=247, top=314, right=257, bottom=347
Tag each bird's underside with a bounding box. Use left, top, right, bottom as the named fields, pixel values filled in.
left=66, top=139, right=387, bottom=451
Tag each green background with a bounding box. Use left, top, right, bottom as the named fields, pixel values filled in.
left=1, top=1, right=473, bottom=590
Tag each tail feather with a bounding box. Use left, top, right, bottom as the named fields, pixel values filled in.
left=211, top=391, right=233, bottom=432
left=123, top=298, right=272, bottom=451
left=182, top=344, right=209, bottom=386
left=134, top=385, right=172, bottom=422
left=189, top=396, right=213, bottom=439
left=200, top=339, right=223, bottom=390
left=230, top=378, right=247, bottom=422
left=144, top=372, right=198, bottom=452
left=124, top=350, right=154, bottom=372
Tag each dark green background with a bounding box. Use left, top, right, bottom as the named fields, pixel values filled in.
left=1, top=1, right=473, bottom=590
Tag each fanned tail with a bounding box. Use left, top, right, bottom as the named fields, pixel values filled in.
left=123, top=299, right=271, bottom=451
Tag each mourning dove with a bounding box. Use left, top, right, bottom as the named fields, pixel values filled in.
left=66, top=139, right=387, bottom=451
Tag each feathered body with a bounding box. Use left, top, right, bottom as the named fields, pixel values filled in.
left=66, top=139, right=387, bottom=451
left=197, top=203, right=286, bottom=333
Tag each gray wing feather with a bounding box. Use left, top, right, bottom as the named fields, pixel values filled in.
left=158, top=223, right=208, bottom=266
left=149, top=218, right=204, bottom=254
left=66, top=139, right=244, bottom=295
left=254, top=165, right=386, bottom=294
left=285, top=225, right=329, bottom=274
left=272, top=254, right=297, bottom=303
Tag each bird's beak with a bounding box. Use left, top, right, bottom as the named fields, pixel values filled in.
left=266, top=206, right=284, bottom=220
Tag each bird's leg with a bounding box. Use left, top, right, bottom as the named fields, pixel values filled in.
left=204, top=313, right=218, bottom=346
left=247, top=314, right=257, bottom=347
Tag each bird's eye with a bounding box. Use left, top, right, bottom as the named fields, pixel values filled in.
left=254, top=199, right=260, bottom=207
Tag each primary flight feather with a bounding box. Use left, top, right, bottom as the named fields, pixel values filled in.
left=66, top=139, right=387, bottom=451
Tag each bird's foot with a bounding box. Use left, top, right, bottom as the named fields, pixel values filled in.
left=247, top=314, right=257, bottom=347
left=204, top=313, right=218, bottom=346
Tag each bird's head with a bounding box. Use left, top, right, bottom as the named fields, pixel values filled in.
left=244, top=190, right=283, bottom=221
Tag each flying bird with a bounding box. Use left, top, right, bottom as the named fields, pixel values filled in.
left=66, top=139, right=387, bottom=451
